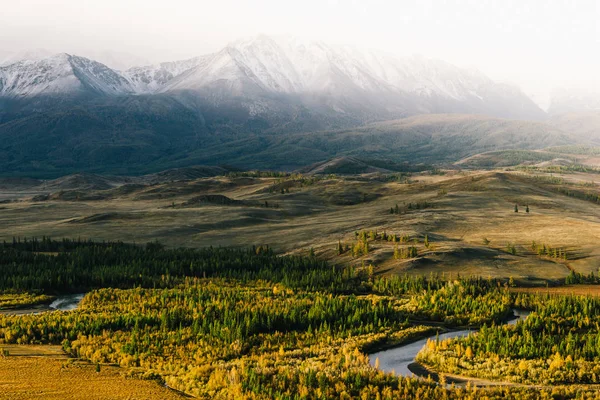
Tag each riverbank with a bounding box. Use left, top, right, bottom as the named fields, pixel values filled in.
left=0, top=293, right=85, bottom=316
left=369, top=309, right=530, bottom=380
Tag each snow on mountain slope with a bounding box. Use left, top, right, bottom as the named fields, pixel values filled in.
left=160, top=49, right=267, bottom=95
left=0, top=35, right=544, bottom=120
left=160, top=35, right=543, bottom=119
left=0, top=53, right=133, bottom=97
left=80, top=50, right=151, bottom=72
left=123, top=55, right=212, bottom=93
left=162, top=35, right=396, bottom=94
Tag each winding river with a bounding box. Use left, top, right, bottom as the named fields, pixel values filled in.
left=48, top=293, right=85, bottom=311
left=368, top=309, right=530, bottom=378
left=0, top=293, right=85, bottom=316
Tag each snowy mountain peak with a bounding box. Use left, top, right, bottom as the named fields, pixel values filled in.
left=0, top=53, right=133, bottom=97
left=0, top=35, right=545, bottom=120
left=123, top=55, right=211, bottom=93
left=165, top=34, right=494, bottom=99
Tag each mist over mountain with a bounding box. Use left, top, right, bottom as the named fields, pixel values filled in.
left=548, top=87, right=600, bottom=115
left=0, top=35, right=544, bottom=117
left=0, top=35, right=596, bottom=177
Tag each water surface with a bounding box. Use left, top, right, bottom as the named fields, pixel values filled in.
left=369, top=310, right=530, bottom=377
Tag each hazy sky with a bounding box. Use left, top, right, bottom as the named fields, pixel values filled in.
left=2, top=0, right=599, bottom=105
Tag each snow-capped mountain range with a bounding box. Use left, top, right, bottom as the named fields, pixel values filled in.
left=0, top=53, right=132, bottom=96
left=0, top=35, right=545, bottom=120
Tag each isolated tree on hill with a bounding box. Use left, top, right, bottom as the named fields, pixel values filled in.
left=526, top=205, right=530, bottom=213
left=507, top=243, right=517, bottom=255
left=514, top=204, right=519, bottom=213
left=337, top=241, right=344, bottom=255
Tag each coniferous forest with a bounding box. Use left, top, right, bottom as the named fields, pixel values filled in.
left=2, top=238, right=600, bottom=398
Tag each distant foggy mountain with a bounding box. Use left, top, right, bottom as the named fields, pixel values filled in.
left=0, top=35, right=589, bottom=177
left=549, top=87, right=600, bottom=115
left=0, top=35, right=545, bottom=120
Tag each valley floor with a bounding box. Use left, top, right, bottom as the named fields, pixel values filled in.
left=2, top=168, right=600, bottom=283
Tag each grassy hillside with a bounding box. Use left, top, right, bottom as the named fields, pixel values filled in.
left=455, top=150, right=575, bottom=168
left=0, top=110, right=577, bottom=177
left=4, top=167, right=600, bottom=283
left=550, top=111, right=600, bottom=143
left=154, top=114, right=574, bottom=172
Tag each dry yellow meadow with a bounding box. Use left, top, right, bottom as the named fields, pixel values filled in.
left=0, top=350, right=185, bottom=400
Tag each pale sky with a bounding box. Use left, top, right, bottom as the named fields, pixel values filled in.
left=2, top=0, right=599, bottom=106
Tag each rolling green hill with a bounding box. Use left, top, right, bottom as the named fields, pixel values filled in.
left=0, top=109, right=577, bottom=177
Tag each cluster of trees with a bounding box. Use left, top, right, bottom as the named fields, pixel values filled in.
left=528, top=175, right=565, bottom=185
left=564, top=271, right=600, bottom=285
left=526, top=174, right=600, bottom=205
left=514, top=204, right=530, bottom=213
left=407, top=280, right=512, bottom=326
left=4, top=238, right=600, bottom=397
left=0, top=293, right=53, bottom=309
left=226, top=171, right=292, bottom=178
left=0, top=274, right=534, bottom=398
left=0, top=238, right=365, bottom=294
left=418, top=292, right=600, bottom=385
left=393, top=245, right=418, bottom=260
left=506, top=243, right=517, bottom=255
left=349, top=230, right=423, bottom=259
left=372, top=273, right=446, bottom=295
left=352, top=240, right=369, bottom=257
left=519, top=163, right=600, bottom=174
left=336, top=241, right=350, bottom=255
left=531, top=241, right=568, bottom=260
left=379, top=173, right=413, bottom=183
left=355, top=230, right=377, bottom=241
left=354, top=230, right=411, bottom=243
left=389, top=201, right=432, bottom=215
left=556, top=186, right=600, bottom=205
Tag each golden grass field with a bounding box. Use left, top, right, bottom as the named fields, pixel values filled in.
left=1, top=169, right=600, bottom=284
left=0, top=346, right=184, bottom=400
